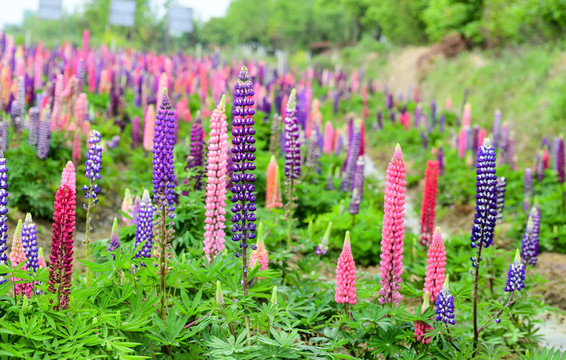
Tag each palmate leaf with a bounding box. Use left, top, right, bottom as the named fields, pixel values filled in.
left=368, top=328, right=406, bottom=357
left=523, top=347, right=566, bottom=360
left=207, top=331, right=260, bottom=359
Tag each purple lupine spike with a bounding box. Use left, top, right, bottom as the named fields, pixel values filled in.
left=420, top=131, right=428, bottom=149
left=431, top=100, right=437, bottom=129
left=82, top=130, right=102, bottom=203
left=557, top=137, right=565, bottom=184
left=108, top=218, right=120, bottom=259
left=230, top=66, right=257, bottom=263
left=553, top=137, right=560, bottom=172
left=535, top=153, right=544, bottom=182
left=439, top=114, right=445, bottom=133
left=349, top=156, right=365, bottom=215
left=333, top=92, right=340, bottom=115
left=132, top=115, right=140, bottom=148
left=437, top=146, right=445, bottom=176
left=435, top=275, right=455, bottom=325
left=493, top=110, right=501, bottom=148
left=37, top=107, right=51, bottom=159
left=134, top=190, right=154, bottom=258
left=521, top=207, right=540, bottom=267
left=316, top=125, right=324, bottom=155
left=340, top=124, right=361, bottom=192
left=377, top=109, right=383, bottom=129
left=306, top=128, right=321, bottom=174
left=335, top=133, right=343, bottom=156
left=0, top=153, right=7, bottom=284
left=28, top=107, right=40, bottom=146
left=275, top=89, right=283, bottom=115
left=496, top=177, right=507, bottom=223
left=283, top=89, right=301, bottom=180
left=21, top=213, right=39, bottom=273
left=324, top=167, right=334, bottom=191
left=386, top=92, right=393, bottom=109
left=472, top=125, right=479, bottom=161
left=185, top=111, right=204, bottom=190
left=414, top=104, right=421, bottom=128
left=152, top=88, right=176, bottom=216
left=342, top=118, right=354, bottom=173
left=0, top=122, right=7, bottom=152
left=470, top=139, right=498, bottom=252
left=76, top=58, right=85, bottom=90
left=505, top=250, right=525, bottom=292
left=523, top=168, right=533, bottom=212
left=296, top=88, right=307, bottom=130
left=542, top=137, right=551, bottom=150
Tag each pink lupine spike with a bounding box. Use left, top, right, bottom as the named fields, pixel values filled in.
left=72, top=130, right=81, bottom=165
left=335, top=232, right=357, bottom=305
left=249, top=223, right=269, bottom=278
left=423, top=228, right=446, bottom=302
left=462, top=103, right=471, bottom=127
left=121, top=189, right=133, bottom=226
left=323, top=122, right=334, bottom=155
left=143, top=105, right=156, bottom=151
left=414, top=291, right=433, bottom=344
left=61, top=161, right=76, bottom=196
left=379, top=144, right=406, bottom=305
left=478, top=128, right=487, bottom=149
left=458, top=128, right=467, bottom=158
left=10, top=220, right=32, bottom=298
left=50, top=74, right=64, bottom=131
left=203, top=96, right=229, bottom=263
left=266, top=155, right=283, bottom=209
left=445, top=97, right=452, bottom=111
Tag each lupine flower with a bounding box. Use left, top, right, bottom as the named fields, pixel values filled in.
left=349, top=156, right=364, bottom=215
left=11, top=220, right=31, bottom=298
left=543, top=148, right=549, bottom=170
left=121, top=188, right=133, bottom=226
left=72, top=130, right=81, bottom=165
left=438, top=146, right=444, bottom=176
left=269, top=114, right=282, bottom=155
left=523, top=168, right=533, bottom=212
left=324, top=167, right=334, bottom=191
left=215, top=280, right=225, bottom=306
left=420, top=160, right=439, bottom=247
left=83, top=130, right=102, bottom=202
left=271, top=285, right=278, bottom=306
left=21, top=213, right=40, bottom=295
left=143, top=105, right=155, bottom=151
left=462, top=103, right=471, bottom=127
left=134, top=189, right=154, bottom=258
left=340, top=123, right=361, bottom=192
left=0, top=153, right=8, bottom=284
left=284, top=89, right=301, bottom=180
left=316, top=222, right=332, bottom=256
left=521, top=207, right=540, bottom=266
left=230, top=66, right=257, bottom=269
left=132, top=195, right=141, bottom=225
left=505, top=250, right=525, bottom=292
left=152, top=88, right=176, bottom=216
left=108, top=218, right=120, bottom=259
left=306, top=128, right=321, bottom=174
left=249, top=223, right=268, bottom=277
left=48, top=184, right=76, bottom=310
left=535, top=153, right=544, bottom=182
left=323, top=122, right=334, bottom=154
left=414, top=292, right=433, bottom=344
left=186, top=111, right=204, bottom=190
left=132, top=115, right=140, bottom=148
left=0, top=121, right=7, bottom=152
left=266, top=155, right=282, bottom=209
left=28, top=107, right=39, bottom=146
left=557, top=137, right=565, bottom=184
left=50, top=74, right=63, bottom=130
left=61, top=161, right=76, bottom=195
left=335, top=232, right=357, bottom=305
left=379, top=144, right=406, bottom=305
left=203, top=96, right=229, bottom=263
left=470, top=139, right=497, bottom=250
left=423, top=228, right=446, bottom=302
left=496, top=177, right=507, bottom=223
left=435, top=275, right=455, bottom=325
left=37, top=107, right=51, bottom=159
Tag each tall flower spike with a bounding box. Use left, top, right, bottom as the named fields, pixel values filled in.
left=11, top=220, right=31, bottom=298
left=108, top=218, right=120, bottom=259
left=505, top=250, right=525, bottom=292
left=143, top=105, right=156, bottom=151
left=558, top=137, right=565, bottom=184
left=379, top=144, right=406, bottom=305
left=265, top=155, right=282, bottom=209
left=215, top=280, right=225, bottom=306
left=435, top=275, right=455, bottom=325
left=306, top=128, right=321, bottom=174
left=414, top=292, right=432, bottom=344
left=61, top=161, right=76, bottom=195
left=349, top=156, right=365, bottom=216
left=420, top=160, right=439, bottom=247
left=134, top=190, right=154, bottom=259
left=523, top=168, right=533, bottom=212
left=203, top=96, right=229, bottom=263
left=83, top=130, right=102, bottom=201
left=22, top=213, right=40, bottom=295
left=48, top=184, right=76, bottom=310
left=423, top=228, right=446, bottom=302
left=0, top=153, right=8, bottom=284
left=521, top=207, right=540, bottom=266
left=186, top=111, right=204, bottom=190
left=283, top=89, right=300, bottom=248
left=230, top=67, right=257, bottom=295
left=496, top=177, right=507, bottom=223
left=121, top=188, right=133, bottom=226
left=470, top=139, right=497, bottom=250
left=335, top=232, right=357, bottom=305
left=316, top=221, right=332, bottom=256
left=249, top=223, right=269, bottom=278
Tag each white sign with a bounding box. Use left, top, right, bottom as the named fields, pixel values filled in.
left=109, top=0, right=136, bottom=27
left=38, top=0, right=62, bottom=20
left=169, top=6, right=193, bottom=33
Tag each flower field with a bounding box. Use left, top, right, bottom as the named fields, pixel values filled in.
left=0, top=30, right=564, bottom=359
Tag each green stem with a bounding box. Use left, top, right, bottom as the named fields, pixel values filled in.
left=159, top=205, right=167, bottom=320
left=84, top=179, right=94, bottom=287
left=287, top=179, right=294, bottom=249
left=245, top=315, right=252, bottom=346
left=473, top=243, right=484, bottom=352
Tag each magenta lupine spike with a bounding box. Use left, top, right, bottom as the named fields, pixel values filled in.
left=203, top=96, right=229, bottom=263
left=414, top=292, right=432, bottom=344
left=379, top=144, right=406, bottom=305
left=423, top=228, right=446, bottom=303
left=335, top=232, right=357, bottom=305
left=61, top=161, right=76, bottom=196
left=249, top=223, right=268, bottom=278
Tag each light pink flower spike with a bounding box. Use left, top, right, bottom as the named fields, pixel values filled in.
left=143, top=105, right=156, bottom=151
left=203, top=96, right=229, bottom=263
left=335, top=232, right=357, bottom=305
left=323, top=122, right=334, bottom=154
left=423, top=228, right=446, bottom=302
left=379, top=144, right=406, bottom=305
left=61, top=161, right=76, bottom=195
left=249, top=225, right=269, bottom=279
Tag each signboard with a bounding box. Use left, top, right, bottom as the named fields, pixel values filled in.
left=109, top=0, right=136, bottom=27
left=38, top=0, right=62, bottom=20
left=169, top=6, right=193, bottom=33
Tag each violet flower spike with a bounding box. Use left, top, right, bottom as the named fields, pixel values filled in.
left=505, top=250, right=525, bottom=292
